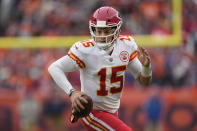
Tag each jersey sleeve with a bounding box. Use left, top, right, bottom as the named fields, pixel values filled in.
left=68, top=42, right=86, bottom=69
left=128, top=36, right=138, bottom=63
left=119, top=35, right=138, bottom=62
left=127, top=57, right=142, bottom=79
left=123, top=36, right=142, bottom=79
left=48, top=55, right=78, bottom=94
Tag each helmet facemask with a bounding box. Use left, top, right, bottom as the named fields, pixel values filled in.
left=89, top=21, right=122, bottom=50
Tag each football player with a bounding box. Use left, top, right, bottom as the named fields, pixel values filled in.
left=48, top=6, right=152, bottom=131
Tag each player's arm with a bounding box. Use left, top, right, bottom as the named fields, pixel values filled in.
left=48, top=55, right=88, bottom=112
left=136, top=47, right=152, bottom=86
left=127, top=47, right=152, bottom=86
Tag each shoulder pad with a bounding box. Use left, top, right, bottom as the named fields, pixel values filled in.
left=119, top=35, right=137, bottom=48
left=72, top=39, right=95, bottom=53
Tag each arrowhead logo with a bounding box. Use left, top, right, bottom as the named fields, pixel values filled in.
left=119, top=51, right=129, bottom=62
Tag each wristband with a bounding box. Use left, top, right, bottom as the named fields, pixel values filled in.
left=68, top=89, right=75, bottom=97
left=141, top=64, right=152, bottom=77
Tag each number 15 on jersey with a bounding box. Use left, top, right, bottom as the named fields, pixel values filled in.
left=97, top=65, right=127, bottom=96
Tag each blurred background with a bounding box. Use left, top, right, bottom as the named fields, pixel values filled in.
left=0, top=0, right=196, bottom=131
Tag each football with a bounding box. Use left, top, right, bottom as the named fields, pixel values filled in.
left=72, top=94, right=93, bottom=118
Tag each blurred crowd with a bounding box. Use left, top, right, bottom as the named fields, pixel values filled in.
left=0, top=0, right=196, bottom=86
left=0, top=0, right=196, bottom=130
left=0, top=0, right=174, bottom=36
left=0, top=0, right=195, bottom=36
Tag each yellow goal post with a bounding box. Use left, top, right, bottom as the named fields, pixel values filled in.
left=0, top=0, right=181, bottom=48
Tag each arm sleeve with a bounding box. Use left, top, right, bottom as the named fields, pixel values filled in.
left=125, top=36, right=142, bottom=79
left=48, top=55, right=80, bottom=94
left=127, top=57, right=142, bottom=79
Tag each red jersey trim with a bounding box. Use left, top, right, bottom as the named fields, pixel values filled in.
left=68, top=51, right=86, bottom=68
left=129, top=50, right=138, bottom=62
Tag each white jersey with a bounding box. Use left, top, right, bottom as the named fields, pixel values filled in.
left=68, top=35, right=139, bottom=113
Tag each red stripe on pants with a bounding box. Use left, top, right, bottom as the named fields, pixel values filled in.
left=80, top=109, right=132, bottom=131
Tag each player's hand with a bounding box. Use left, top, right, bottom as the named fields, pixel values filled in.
left=70, top=91, right=88, bottom=112
left=137, top=47, right=151, bottom=67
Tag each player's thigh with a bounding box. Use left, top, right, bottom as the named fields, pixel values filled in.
left=80, top=110, right=132, bottom=131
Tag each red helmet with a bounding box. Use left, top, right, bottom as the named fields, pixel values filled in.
left=89, top=6, right=122, bottom=50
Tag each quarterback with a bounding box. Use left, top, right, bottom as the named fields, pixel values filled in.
left=48, top=6, right=152, bottom=131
